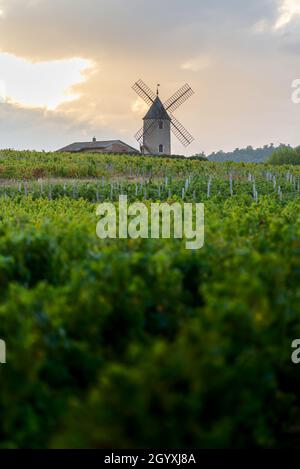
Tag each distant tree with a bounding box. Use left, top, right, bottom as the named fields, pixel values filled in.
left=190, top=153, right=208, bottom=161
left=208, top=144, right=291, bottom=163
left=268, top=146, right=300, bottom=165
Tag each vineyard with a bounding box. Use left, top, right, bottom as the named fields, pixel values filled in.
left=0, top=150, right=300, bottom=448
left=0, top=150, right=300, bottom=202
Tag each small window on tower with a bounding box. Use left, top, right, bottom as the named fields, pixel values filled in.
left=159, top=121, right=164, bottom=130
left=159, top=144, right=164, bottom=153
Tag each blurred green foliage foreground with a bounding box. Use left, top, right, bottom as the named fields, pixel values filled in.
left=0, top=152, right=299, bottom=448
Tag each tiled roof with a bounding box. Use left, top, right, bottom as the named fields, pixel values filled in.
left=57, top=140, right=139, bottom=153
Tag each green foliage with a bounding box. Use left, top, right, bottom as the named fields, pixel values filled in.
left=268, top=147, right=300, bottom=165
left=0, top=150, right=299, bottom=203
left=208, top=144, right=290, bottom=163
left=0, top=151, right=299, bottom=448
left=0, top=149, right=207, bottom=179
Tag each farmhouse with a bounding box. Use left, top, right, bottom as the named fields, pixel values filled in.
left=57, top=138, right=140, bottom=154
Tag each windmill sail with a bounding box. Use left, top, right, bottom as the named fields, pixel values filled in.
left=164, top=84, right=194, bottom=114
left=135, top=119, right=158, bottom=144
left=170, top=115, right=194, bottom=147
left=132, top=79, right=156, bottom=106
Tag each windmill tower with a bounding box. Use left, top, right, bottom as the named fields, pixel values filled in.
left=133, top=80, right=194, bottom=155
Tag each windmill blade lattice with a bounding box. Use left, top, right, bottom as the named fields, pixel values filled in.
left=164, top=83, right=194, bottom=114
left=170, top=115, right=194, bottom=147
left=135, top=120, right=159, bottom=144
left=134, top=127, right=144, bottom=144
left=132, top=79, right=156, bottom=106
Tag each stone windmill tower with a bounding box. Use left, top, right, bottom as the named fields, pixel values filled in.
left=133, top=80, right=195, bottom=155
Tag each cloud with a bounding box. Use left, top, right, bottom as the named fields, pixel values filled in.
left=0, top=102, right=118, bottom=151
left=0, top=53, right=93, bottom=110
left=251, top=19, right=270, bottom=33
left=0, top=80, right=6, bottom=103
left=275, top=0, right=300, bottom=29
left=0, top=0, right=5, bottom=17
left=181, top=55, right=214, bottom=72
left=0, top=0, right=275, bottom=61
left=0, top=0, right=299, bottom=154
left=131, top=98, right=148, bottom=115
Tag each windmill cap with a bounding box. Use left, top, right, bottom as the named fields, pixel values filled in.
left=143, top=96, right=171, bottom=121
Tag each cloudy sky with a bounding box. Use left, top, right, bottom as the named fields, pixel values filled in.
left=0, top=0, right=300, bottom=155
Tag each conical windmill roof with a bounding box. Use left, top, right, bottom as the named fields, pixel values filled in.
left=143, top=96, right=171, bottom=121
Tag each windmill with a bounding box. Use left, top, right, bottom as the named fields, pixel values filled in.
left=132, top=79, right=194, bottom=156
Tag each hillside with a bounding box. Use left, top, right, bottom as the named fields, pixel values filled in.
left=207, top=144, right=291, bottom=163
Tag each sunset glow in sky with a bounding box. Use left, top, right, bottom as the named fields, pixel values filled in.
left=0, top=0, right=300, bottom=154
left=0, top=53, right=93, bottom=109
